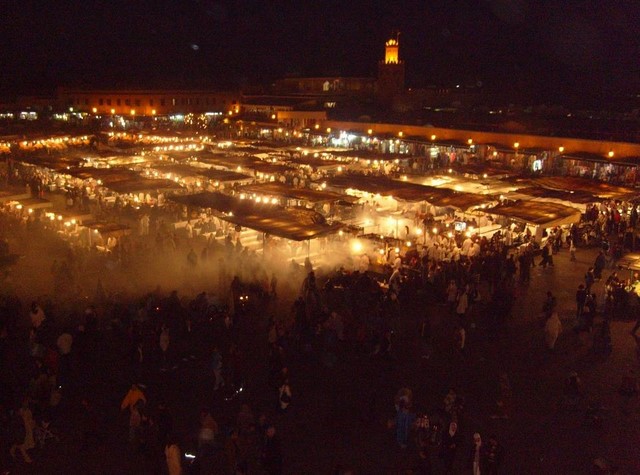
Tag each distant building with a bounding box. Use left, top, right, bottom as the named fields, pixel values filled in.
left=376, top=34, right=406, bottom=105
left=56, top=88, right=240, bottom=116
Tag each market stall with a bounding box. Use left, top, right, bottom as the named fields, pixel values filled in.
left=485, top=200, right=582, bottom=243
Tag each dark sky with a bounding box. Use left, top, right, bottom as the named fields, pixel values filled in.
left=2, top=0, right=640, bottom=103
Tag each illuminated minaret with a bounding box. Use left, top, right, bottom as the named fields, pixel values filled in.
left=377, top=32, right=405, bottom=104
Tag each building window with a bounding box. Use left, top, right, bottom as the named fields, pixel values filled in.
left=106, top=99, right=111, bottom=106
left=84, top=99, right=88, bottom=105
left=99, top=98, right=104, bottom=105
left=125, top=99, right=130, bottom=106
left=117, top=99, right=121, bottom=106
left=76, top=99, right=80, bottom=105
left=196, top=99, right=200, bottom=105
left=149, top=99, right=154, bottom=106
left=135, top=99, right=140, bottom=107
left=171, top=98, right=176, bottom=106
left=161, top=99, right=166, bottom=106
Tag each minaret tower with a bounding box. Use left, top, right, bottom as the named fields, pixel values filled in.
left=377, top=32, right=405, bottom=104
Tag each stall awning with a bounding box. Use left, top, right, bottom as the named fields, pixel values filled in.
left=325, top=175, right=491, bottom=210
left=486, top=200, right=581, bottom=228
left=507, top=176, right=637, bottom=200
left=14, top=197, right=53, bottom=209
left=169, top=192, right=342, bottom=241
left=239, top=182, right=357, bottom=204
left=83, top=221, right=131, bottom=237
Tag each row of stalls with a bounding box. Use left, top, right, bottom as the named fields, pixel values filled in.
left=168, top=191, right=344, bottom=263
left=0, top=186, right=130, bottom=253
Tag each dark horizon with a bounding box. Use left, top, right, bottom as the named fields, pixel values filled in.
left=2, top=0, right=640, bottom=105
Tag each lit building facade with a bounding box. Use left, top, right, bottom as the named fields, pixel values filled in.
left=57, top=88, right=240, bottom=116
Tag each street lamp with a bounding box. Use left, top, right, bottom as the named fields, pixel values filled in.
left=92, top=107, right=97, bottom=114
left=110, top=109, right=115, bottom=114
left=430, top=134, right=436, bottom=141
left=558, top=146, right=564, bottom=153
left=130, top=109, right=135, bottom=116
left=608, top=150, right=614, bottom=158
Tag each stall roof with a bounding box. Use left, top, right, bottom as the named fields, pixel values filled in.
left=507, top=176, right=637, bottom=200
left=105, top=178, right=181, bottom=194
left=151, top=164, right=253, bottom=182
left=325, top=175, right=490, bottom=209
left=64, top=167, right=139, bottom=182
left=169, top=192, right=341, bottom=241
left=0, top=187, right=31, bottom=202
left=485, top=143, right=516, bottom=153
left=558, top=152, right=608, bottom=163
left=196, top=168, right=254, bottom=182
left=485, top=200, right=581, bottom=227
left=286, top=156, right=343, bottom=168
left=197, top=154, right=261, bottom=170
left=18, top=156, right=83, bottom=171
left=14, top=197, right=53, bottom=209
left=239, top=182, right=356, bottom=204
left=83, top=221, right=131, bottom=237
left=514, top=186, right=595, bottom=204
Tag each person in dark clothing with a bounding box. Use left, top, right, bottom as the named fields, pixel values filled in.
left=538, top=243, right=553, bottom=268
left=594, top=251, right=606, bottom=279
left=440, top=421, right=461, bottom=474
left=576, top=284, right=587, bottom=319
left=484, top=434, right=504, bottom=475
left=542, top=291, right=557, bottom=319
left=262, top=425, right=283, bottom=475
left=585, top=267, right=596, bottom=293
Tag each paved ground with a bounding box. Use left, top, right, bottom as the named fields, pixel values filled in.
left=2, top=192, right=640, bottom=474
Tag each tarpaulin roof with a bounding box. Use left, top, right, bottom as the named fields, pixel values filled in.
left=506, top=176, right=637, bottom=200
left=513, top=186, right=595, bottom=204
left=18, top=156, right=83, bottom=171
left=0, top=187, right=30, bottom=202
left=105, top=178, right=180, bottom=194
left=286, top=156, right=343, bottom=168
left=325, top=175, right=490, bottom=209
left=239, top=182, right=357, bottom=204
left=83, top=221, right=131, bottom=237
left=151, top=164, right=253, bottom=182
left=169, top=192, right=341, bottom=241
left=13, top=197, right=53, bottom=209
left=485, top=200, right=581, bottom=227
left=64, top=167, right=139, bottom=182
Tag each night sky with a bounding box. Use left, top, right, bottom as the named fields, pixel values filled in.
left=2, top=0, right=640, bottom=103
